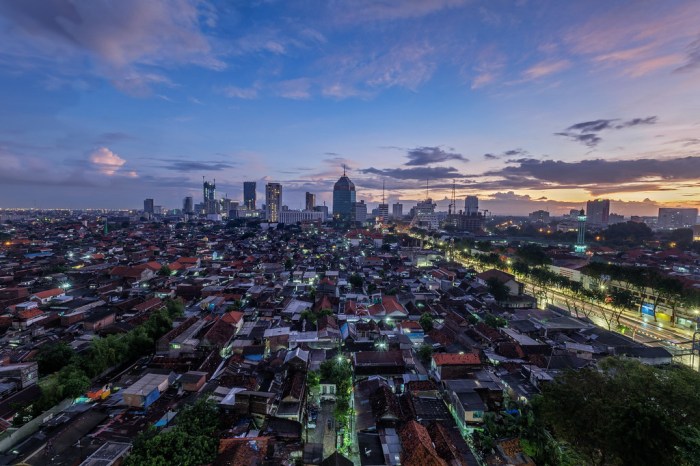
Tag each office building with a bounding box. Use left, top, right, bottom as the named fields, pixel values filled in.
left=143, top=198, right=154, bottom=214
left=354, top=200, right=367, bottom=224
left=392, top=202, right=403, bottom=218
left=314, top=205, right=329, bottom=221
left=305, top=192, right=316, bottom=211
left=464, top=196, right=479, bottom=215
left=203, top=179, right=217, bottom=214
left=279, top=210, right=325, bottom=224
left=376, top=203, right=389, bottom=222
left=410, top=199, right=439, bottom=230
left=183, top=196, right=193, bottom=214
left=244, top=181, right=256, bottom=210
left=265, top=183, right=282, bottom=222
left=586, top=199, right=610, bottom=228
left=528, top=210, right=550, bottom=223
left=333, top=169, right=356, bottom=221
left=575, top=209, right=587, bottom=253
left=658, top=208, right=698, bottom=229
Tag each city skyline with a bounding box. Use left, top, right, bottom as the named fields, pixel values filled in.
left=1, top=1, right=700, bottom=214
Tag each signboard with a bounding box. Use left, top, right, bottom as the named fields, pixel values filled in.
left=641, top=303, right=655, bottom=317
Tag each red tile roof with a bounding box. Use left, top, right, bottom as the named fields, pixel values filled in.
left=399, top=420, right=448, bottom=466
left=432, top=352, right=481, bottom=366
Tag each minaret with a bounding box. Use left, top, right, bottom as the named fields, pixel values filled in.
left=575, top=209, right=587, bottom=253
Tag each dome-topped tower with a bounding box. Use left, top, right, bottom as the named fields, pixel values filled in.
left=333, top=166, right=356, bottom=222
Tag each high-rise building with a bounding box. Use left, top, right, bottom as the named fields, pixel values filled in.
left=265, top=183, right=282, bottom=222
left=465, top=196, right=479, bottom=216
left=376, top=203, right=389, bottom=222
left=203, top=179, right=217, bottom=214
left=528, top=210, right=550, bottom=223
left=183, top=196, right=193, bottom=214
left=333, top=168, right=356, bottom=221
left=354, top=200, right=367, bottom=224
left=658, top=208, right=698, bottom=229
left=314, top=205, right=329, bottom=221
left=243, top=181, right=256, bottom=210
left=392, top=202, right=403, bottom=218
left=143, top=198, right=154, bottom=214
left=586, top=199, right=610, bottom=228
left=305, top=192, right=316, bottom=211
left=575, top=209, right=587, bottom=253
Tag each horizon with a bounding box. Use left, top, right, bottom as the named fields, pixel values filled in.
left=1, top=1, right=699, bottom=215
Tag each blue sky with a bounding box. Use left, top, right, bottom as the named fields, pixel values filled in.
left=1, top=0, right=699, bottom=215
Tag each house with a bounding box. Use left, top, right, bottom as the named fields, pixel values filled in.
left=353, top=351, right=406, bottom=378
left=398, top=420, right=448, bottom=466
left=475, top=269, right=522, bottom=296
left=30, top=288, right=65, bottom=304
left=444, top=381, right=487, bottom=428
left=83, top=308, right=116, bottom=332
left=431, top=353, right=482, bottom=381
left=180, top=371, right=207, bottom=392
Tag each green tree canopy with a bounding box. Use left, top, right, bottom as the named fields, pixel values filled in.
left=534, top=357, right=700, bottom=466
left=36, top=342, right=76, bottom=376
left=419, top=312, right=434, bottom=332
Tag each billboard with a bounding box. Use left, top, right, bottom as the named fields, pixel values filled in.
left=640, top=303, right=655, bottom=317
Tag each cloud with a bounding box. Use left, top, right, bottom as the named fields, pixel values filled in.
left=405, top=146, right=467, bottom=165
left=222, top=85, right=259, bottom=99
left=676, top=37, right=700, bottom=72
left=89, top=147, right=126, bottom=176
left=361, top=166, right=467, bottom=180
left=484, top=156, right=700, bottom=194
left=0, top=0, right=223, bottom=93
left=275, top=78, right=311, bottom=100
left=522, top=60, right=571, bottom=80
left=160, top=160, right=236, bottom=172
left=556, top=116, right=658, bottom=147
left=330, top=0, right=469, bottom=23
left=484, top=148, right=528, bottom=160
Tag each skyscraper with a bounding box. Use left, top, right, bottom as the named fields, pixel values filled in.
left=354, top=200, right=367, bottom=223
left=332, top=168, right=356, bottom=221
left=575, top=209, right=587, bottom=253
left=143, top=198, right=154, bottom=214
left=392, top=202, right=403, bottom=218
left=183, top=196, right=193, bottom=214
left=244, top=181, right=256, bottom=210
left=465, top=196, right=478, bottom=216
left=658, top=208, right=698, bottom=229
left=586, top=199, right=610, bottom=228
left=203, top=179, right=217, bottom=214
left=266, top=183, right=282, bottom=222
left=305, top=192, right=316, bottom=211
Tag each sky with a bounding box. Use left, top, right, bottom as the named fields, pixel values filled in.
left=0, top=0, right=699, bottom=216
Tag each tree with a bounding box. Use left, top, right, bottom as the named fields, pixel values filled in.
left=126, top=398, right=219, bottom=466
left=36, top=342, right=75, bottom=376
left=486, top=277, right=510, bottom=302
left=348, top=273, right=364, bottom=289
left=602, top=221, right=653, bottom=246
left=419, top=312, right=434, bottom=332
left=535, top=357, right=700, bottom=466
left=158, top=265, right=171, bottom=276
left=416, top=344, right=433, bottom=363
left=516, top=243, right=551, bottom=266
left=284, top=258, right=294, bottom=271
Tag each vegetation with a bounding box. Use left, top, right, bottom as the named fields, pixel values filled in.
left=600, top=221, right=653, bottom=246
left=486, top=277, right=510, bottom=302
left=348, top=273, right=364, bottom=289
left=158, top=265, right=171, bottom=276
left=419, top=312, right=434, bottom=332
left=126, top=398, right=219, bottom=466
left=36, top=342, right=76, bottom=376
left=416, top=344, right=433, bottom=363
left=534, top=358, right=700, bottom=466
left=26, top=300, right=185, bottom=417
left=320, top=357, right=353, bottom=425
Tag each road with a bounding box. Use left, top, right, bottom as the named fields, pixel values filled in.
left=409, top=233, right=700, bottom=367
